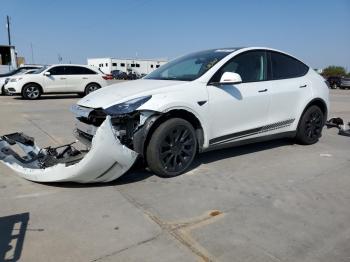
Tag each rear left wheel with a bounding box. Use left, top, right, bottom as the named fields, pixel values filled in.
left=296, top=105, right=324, bottom=145
left=85, top=83, right=101, bottom=96
left=146, top=118, right=197, bottom=177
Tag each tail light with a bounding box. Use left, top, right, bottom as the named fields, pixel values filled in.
left=102, top=74, right=113, bottom=80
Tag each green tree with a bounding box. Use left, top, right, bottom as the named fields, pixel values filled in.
left=322, top=66, right=347, bottom=77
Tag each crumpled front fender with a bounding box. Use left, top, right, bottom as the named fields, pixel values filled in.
left=0, top=116, right=138, bottom=183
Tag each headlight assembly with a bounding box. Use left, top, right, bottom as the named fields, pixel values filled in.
left=104, top=96, right=151, bottom=116
left=10, top=78, right=22, bottom=82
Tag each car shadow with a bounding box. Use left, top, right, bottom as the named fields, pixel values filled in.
left=44, top=138, right=293, bottom=188
left=13, top=94, right=80, bottom=100
left=0, top=213, right=29, bottom=262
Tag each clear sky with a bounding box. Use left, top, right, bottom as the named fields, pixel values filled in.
left=1, top=0, right=349, bottom=70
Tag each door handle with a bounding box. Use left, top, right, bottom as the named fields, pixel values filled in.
left=299, top=84, right=307, bottom=88
left=82, top=77, right=88, bottom=79
left=258, top=89, right=268, bottom=93
left=60, top=77, right=66, bottom=80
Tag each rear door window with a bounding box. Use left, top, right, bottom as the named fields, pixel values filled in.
left=65, top=66, right=97, bottom=75
left=270, top=52, right=309, bottom=80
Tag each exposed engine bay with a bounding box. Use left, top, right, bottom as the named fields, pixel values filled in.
left=72, top=104, right=161, bottom=156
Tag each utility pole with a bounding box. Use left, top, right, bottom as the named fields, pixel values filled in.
left=6, top=15, right=11, bottom=46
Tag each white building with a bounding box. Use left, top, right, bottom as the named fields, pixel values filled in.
left=87, top=58, right=168, bottom=75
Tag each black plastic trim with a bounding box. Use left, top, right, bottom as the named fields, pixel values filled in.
left=205, top=131, right=296, bottom=152
left=209, top=119, right=295, bottom=146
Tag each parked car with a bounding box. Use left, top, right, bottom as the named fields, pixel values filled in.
left=3, top=64, right=109, bottom=99
left=327, top=76, right=350, bottom=89
left=340, top=77, right=350, bottom=89
left=127, top=71, right=140, bottom=80
left=0, top=65, right=43, bottom=95
left=111, top=70, right=128, bottom=80
left=0, top=47, right=329, bottom=183
left=3, top=69, right=40, bottom=92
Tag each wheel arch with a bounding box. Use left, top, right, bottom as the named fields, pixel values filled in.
left=298, top=98, right=328, bottom=127
left=134, top=109, right=205, bottom=158
left=85, top=82, right=101, bottom=89
left=21, top=82, right=43, bottom=94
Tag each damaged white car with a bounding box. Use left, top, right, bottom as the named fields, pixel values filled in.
left=0, top=47, right=329, bottom=183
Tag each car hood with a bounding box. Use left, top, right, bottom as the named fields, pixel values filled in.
left=77, top=79, right=186, bottom=109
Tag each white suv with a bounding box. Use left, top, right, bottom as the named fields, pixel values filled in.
left=73, top=47, right=329, bottom=178
left=4, top=64, right=108, bottom=99
left=0, top=47, right=329, bottom=183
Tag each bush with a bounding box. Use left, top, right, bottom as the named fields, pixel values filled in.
left=322, top=66, right=347, bottom=77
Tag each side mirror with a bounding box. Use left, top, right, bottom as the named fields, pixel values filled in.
left=44, top=71, right=51, bottom=76
left=219, top=72, right=242, bottom=85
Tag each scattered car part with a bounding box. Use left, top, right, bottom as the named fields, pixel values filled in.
left=0, top=117, right=138, bottom=183
left=325, top=117, right=350, bottom=137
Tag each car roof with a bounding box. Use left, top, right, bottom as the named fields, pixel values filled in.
left=49, top=64, right=90, bottom=67
left=199, top=47, right=303, bottom=61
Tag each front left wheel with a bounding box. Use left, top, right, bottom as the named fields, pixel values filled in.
left=146, top=118, right=197, bottom=177
left=22, top=84, right=42, bottom=100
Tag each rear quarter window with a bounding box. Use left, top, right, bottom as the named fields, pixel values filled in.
left=270, top=52, right=309, bottom=80
left=65, top=66, right=97, bottom=75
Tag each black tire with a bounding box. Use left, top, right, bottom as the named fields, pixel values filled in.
left=1, top=85, right=5, bottom=96
left=146, top=118, right=197, bottom=177
left=85, top=83, right=101, bottom=96
left=296, top=105, right=324, bottom=145
left=22, top=83, right=42, bottom=100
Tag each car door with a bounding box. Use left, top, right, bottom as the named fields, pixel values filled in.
left=207, top=50, right=271, bottom=146
left=44, top=66, right=67, bottom=92
left=266, top=51, right=313, bottom=130
left=65, top=66, right=96, bottom=92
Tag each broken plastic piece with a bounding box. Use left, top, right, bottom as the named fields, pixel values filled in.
left=325, top=117, right=344, bottom=129
left=339, top=129, right=350, bottom=137
left=325, top=117, right=350, bottom=137
left=0, top=116, right=138, bottom=183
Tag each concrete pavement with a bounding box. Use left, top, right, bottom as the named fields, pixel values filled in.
left=0, top=90, right=350, bottom=261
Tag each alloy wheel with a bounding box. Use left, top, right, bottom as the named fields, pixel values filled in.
left=87, top=85, right=99, bottom=94
left=25, top=86, right=40, bottom=99
left=305, top=111, right=323, bottom=140
left=159, top=126, right=196, bottom=172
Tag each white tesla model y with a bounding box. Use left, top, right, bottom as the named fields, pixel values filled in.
left=0, top=47, right=329, bottom=183
left=73, top=47, right=329, bottom=178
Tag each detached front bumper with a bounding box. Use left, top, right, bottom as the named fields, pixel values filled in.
left=0, top=116, right=138, bottom=183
